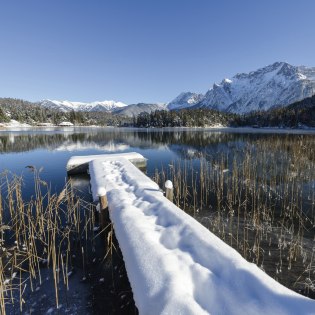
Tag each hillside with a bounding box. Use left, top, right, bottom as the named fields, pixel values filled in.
left=0, top=98, right=132, bottom=126
left=235, top=95, right=315, bottom=128
left=113, top=103, right=167, bottom=117
left=134, top=108, right=236, bottom=128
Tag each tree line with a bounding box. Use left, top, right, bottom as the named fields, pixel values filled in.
left=1, top=96, right=315, bottom=128
left=0, top=98, right=131, bottom=126
left=134, top=109, right=236, bottom=127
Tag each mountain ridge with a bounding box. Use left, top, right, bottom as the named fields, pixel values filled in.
left=167, top=92, right=204, bottom=110
left=2, top=62, right=315, bottom=117
left=169, top=62, right=315, bottom=113
left=114, top=103, right=167, bottom=117
left=39, top=99, right=128, bottom=112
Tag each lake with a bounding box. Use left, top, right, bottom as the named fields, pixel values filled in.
left=1, top=126, right=315, bottom=313
left=1, top=126, right=314, bottom=193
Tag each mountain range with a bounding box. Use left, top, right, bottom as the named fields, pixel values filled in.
left=170, top=62, right=315, bottom=113
left=32, top=62, right=315, bottom=116
left=39, top=99, right=127, bottom=112
left=114, top=103, right=167, bottom=117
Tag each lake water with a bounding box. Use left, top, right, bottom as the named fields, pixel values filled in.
left=1, top=126, right=314, bottom=195
left=1, top=126, right=315, bottom=312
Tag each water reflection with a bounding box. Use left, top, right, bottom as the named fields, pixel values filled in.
left=2, top=128, right=314, bottom=218
left=1, top=127, right=314, bottom=155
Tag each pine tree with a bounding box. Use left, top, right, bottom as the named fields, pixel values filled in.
left=0, top=107, right=9, bottom=122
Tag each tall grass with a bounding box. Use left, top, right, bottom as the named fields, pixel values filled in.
left=0, top=169, right=97, bottom=314
left=153, top=134, right=315, bottom=296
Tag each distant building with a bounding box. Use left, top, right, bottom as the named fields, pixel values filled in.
left=58, top=121, right=74, bottom=126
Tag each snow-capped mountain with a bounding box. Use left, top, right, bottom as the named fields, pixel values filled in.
left=114, top=103, right=167, bottom=117
left=38, top=62, right=315, bottom=115
left=169, top=62, right=315, bottom=114
left=39, top=99, right=127, bottom=112
left=195, top=62, right=315, bottom=113
left=167, top=92, right=204, bottom=110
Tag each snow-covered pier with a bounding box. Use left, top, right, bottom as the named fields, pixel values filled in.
left=67, top=153, right=315, bottom=315
left=67, top=152, right=147, bottom=175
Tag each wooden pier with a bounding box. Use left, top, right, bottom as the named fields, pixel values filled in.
left=66, top=152, right=315, bottom=315
left=67, top=152, right=147, bottom=175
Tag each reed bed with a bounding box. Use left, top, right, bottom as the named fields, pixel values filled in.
left=0, top=169, right=98, bottom=314
left=153, top=134, right=315, bottom=296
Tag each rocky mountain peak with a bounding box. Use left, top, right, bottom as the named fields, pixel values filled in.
left=196, top=62, right=315, bottom=113
left=167, top=92, right=204, bottom=110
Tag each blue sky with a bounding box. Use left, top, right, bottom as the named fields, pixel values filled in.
left=0, top=0, right=314, bottom=104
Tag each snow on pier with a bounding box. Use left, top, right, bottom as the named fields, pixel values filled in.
left=68, top=153, right=315, bottom=315
left=66, top=152, right=146, bottom=175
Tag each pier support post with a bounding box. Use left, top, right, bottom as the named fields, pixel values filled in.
left=97, top=187, right=109, bottom=229
left=165, top=180, right=174, bottom=203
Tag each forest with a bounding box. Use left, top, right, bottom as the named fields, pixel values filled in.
left=0, top=96, right=315, bottom=128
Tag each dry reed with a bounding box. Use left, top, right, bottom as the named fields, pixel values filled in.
left=0, top=169, right=98, bottom=314
left=153, top=134, right=315, bottom=296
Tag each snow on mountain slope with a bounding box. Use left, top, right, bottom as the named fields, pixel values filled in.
left=167, top=92, right=204, bottom=110
left=40, top=99, right=127, bottom=112
left=39, top=62, right=315, bottom=115
left=114, top=103, right=167, bottom=117
left=196, top=62, right=315, bottom=113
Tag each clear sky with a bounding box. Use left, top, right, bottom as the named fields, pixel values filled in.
left=0, top=0, right=314, bottom=104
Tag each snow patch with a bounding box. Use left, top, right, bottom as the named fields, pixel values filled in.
left=167, top=92, right=204, bottom=110
left=97, top=187, right=106, bottom=197
left=164, top=180, right=173, bottom=189
left=0, top=119, right=31, bottom=128
left=67, top=152, right=146, bottom=176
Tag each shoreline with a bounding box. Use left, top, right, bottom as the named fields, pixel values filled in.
left=1, top=124, right=315, bottom=135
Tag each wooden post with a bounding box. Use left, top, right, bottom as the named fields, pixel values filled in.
left=165, top=180, right=174, bottom=203
left=97, top=187, right=109, bottom=229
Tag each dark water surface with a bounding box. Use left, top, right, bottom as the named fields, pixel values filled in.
left=1, top=126, right=314, bottom=194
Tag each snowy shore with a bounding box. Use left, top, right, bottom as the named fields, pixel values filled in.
left=1, top=121, right=315, bottom=134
